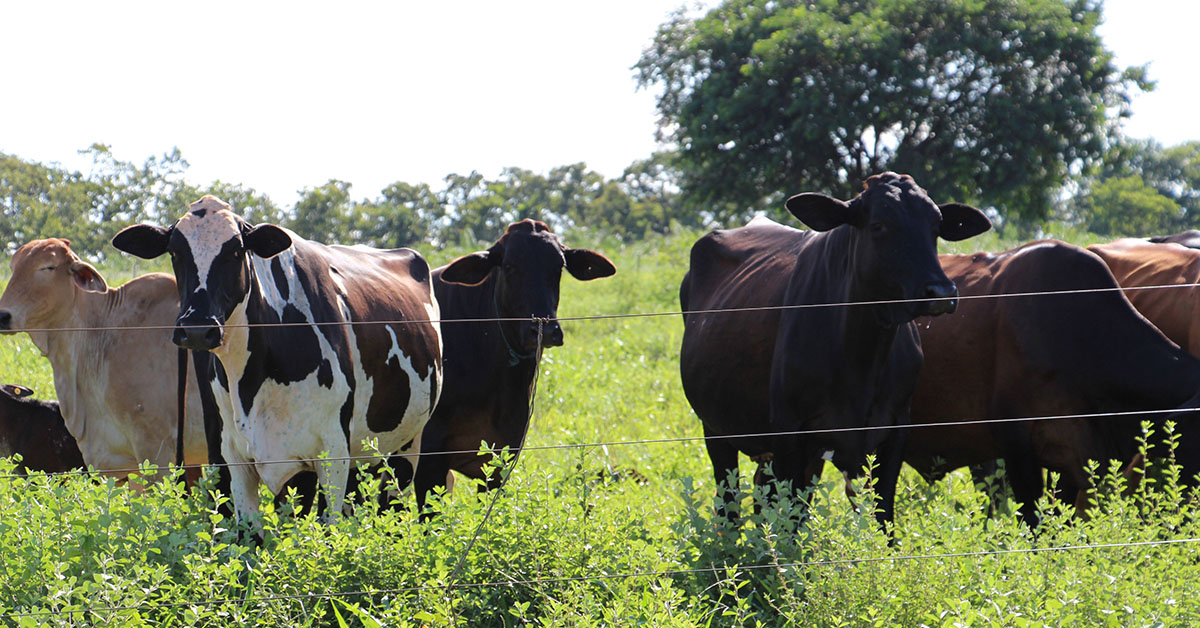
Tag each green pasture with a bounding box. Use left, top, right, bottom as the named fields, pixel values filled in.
left=1, top=228, right=1198, bottom=626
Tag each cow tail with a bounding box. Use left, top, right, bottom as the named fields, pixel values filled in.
left=176, top=347, right=188, bottom=469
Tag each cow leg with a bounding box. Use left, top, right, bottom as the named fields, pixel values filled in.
left=414, top=451, right=451, bottom=520
left=315, top=438, right=351, bottom=523
left=872, top=432, right=907, bottom=533
left=226, top=457, right=263, bottom=523
left=382, top=433, right=421, bottom=513
left=276, top=471, right=319, bottom=515
left=704, top=429, right=740, bottom=521
left=1006, top=457, right=1045, bottom=527
left=194, top=353, right=233, bottom=518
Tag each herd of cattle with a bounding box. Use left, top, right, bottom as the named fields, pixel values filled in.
left=1, top=173, right=1200, bottom=530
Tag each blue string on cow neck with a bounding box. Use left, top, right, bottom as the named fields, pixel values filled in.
left=494, top=289, right=539, bottom=366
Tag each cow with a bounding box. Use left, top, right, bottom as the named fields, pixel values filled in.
left=679, top=172, right=990, bottom=526
left=0, top=239, right=207, bottom=482
left=112, top=195, right=443, bottom=520
left=905, top=240, right=1200, bottom=525
left=0, top=384, right=84, bottom=474
left=1149, top=230, right=1200, bottom=249
left=413, top=219, right=615, bottom=512
left=1089, top=238, right=1200, bottom=356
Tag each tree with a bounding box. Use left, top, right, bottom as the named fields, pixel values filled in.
left=357, top=181, right=443, bottom=248
left=1075, top=174, right=1180, bottom=236
left=290, top=180, right=354, bottom=243
left=635, top=0, right=1149, bottom=225
left=1098, top=139, right=1200, bottom=227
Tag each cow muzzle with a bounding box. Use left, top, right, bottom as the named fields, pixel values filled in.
left=919, top=281, right=959, bottom=316
left=521, top=319, right=563, bottom=350
left=173, top=317, right=223, bottom=351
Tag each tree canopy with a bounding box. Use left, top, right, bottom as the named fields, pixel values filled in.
left=635, top=0, right=1149, bottom=224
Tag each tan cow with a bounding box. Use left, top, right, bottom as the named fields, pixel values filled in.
left=1088, top=238, right=1200, bottom=356
left=0, top=239, right=206, bottom=482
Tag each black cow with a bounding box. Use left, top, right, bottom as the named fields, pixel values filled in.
left=0, top=384, right=84, bottom=474
left=112, top=195, right=443, bottom=520
left=413, top=219, right=615, bottom=511
left=679, top=173, right=990, bottom=526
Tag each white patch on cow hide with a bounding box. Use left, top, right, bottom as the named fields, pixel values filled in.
left=176, top=199, right=241, bottom=295
left=252, top=249, right=297, bottom=319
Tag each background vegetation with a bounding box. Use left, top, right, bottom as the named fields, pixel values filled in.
left=3, top=0, right=1200, bottom=624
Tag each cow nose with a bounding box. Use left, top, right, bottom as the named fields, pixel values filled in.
left=0, top=310, right=11, bottom=331
left=923, top=281, right=959, bottom=315
left=523, top=320, right=563, bottom=349
left=173, top=318, right=223, bottom=351
left=541, top=321, right=564, bottom=348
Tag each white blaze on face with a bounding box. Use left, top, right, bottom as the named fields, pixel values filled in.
left=176, top=196, right=241, bottom=294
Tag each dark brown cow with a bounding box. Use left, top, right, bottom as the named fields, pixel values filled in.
left=413, top=220, right=615, bottom=511
left=906, top=240, right=1200, bottom=525
left=1089, top=238, right=1200, bottom=356
left=1149, top=230, right=1200, bottom=249
left=680, top=173, right=990, bottom=525
left=0, top=384, right=83, bottom=474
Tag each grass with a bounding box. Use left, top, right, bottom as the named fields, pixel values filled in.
left=0, top=226, right=1198, bottom=625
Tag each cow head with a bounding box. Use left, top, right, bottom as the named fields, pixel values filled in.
left=785, top=172, right=990, bottom=324
left=111, top=195, right=291, bottom=352
left=440, top=219, right=616, bottom=353
left=0, top=239, right=108, bottom=334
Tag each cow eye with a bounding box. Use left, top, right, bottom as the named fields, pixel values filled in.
left=39, top=265, right=57, bottom=272
left=869, top=222, right=886, bottom=235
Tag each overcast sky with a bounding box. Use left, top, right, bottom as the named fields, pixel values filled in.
left=1, top=0, right=1195, bottom=208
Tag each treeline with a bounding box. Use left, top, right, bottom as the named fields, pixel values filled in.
left=0, top=145, right=704, bottom=258
left=3, top=137, right=1199, bottom=260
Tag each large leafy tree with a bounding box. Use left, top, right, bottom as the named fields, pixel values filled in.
left=636, top=0, right=1149, bottom=224
left=1071, top=139, right=1200, bottom=235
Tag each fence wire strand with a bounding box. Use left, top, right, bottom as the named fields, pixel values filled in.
left=1, top=280, right=1198, bottom=335
left=3, top=404, right=1198, bottom=482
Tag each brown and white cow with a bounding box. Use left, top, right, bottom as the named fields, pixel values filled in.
left=679, top=173, right=990, bottom=526
left=0, top=384, right=84, bottom=474
left=0, top=239, right=207, bottom=481
left=906, top=241, right=1200, bottom=525
left=112, top=195, right=443, bottom=519
left=414, top=219, right=615, bottom=511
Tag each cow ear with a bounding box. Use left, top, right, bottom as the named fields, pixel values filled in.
left=69, top=261, right=108, bottom=292
left=440, top=251, right=495, bottom=286
left=244, top=224, right=292, bottom=259
left=938, top=203, right=991, bottom=242
left=112, top=224, right=170, bottom=259
left=1, top=385, right=33, bottom=399
left=564, top=249, right=616, bottom=281
left=784, top=193, right=863, bottom=231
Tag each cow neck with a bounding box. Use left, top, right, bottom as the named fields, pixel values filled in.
left=492, top=284, right=538, bottom=367
left=34, top=286, right=120, bottom=444
left=209, top=258, right=256, bottom=373
left=826, top=227, right=904, bottom=371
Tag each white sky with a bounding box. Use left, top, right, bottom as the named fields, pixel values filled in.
left=0, top=0, right=1195, bottom=209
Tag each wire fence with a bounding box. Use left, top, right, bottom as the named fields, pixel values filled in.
left=2, top=279, right=1199, bottom=479
left=2, top=278, right=1200, bottom=617
left=3, top=279, right=1199, bottom=334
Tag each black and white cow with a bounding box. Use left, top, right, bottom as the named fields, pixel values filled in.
left=112, top=195, right=442, bottom=519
